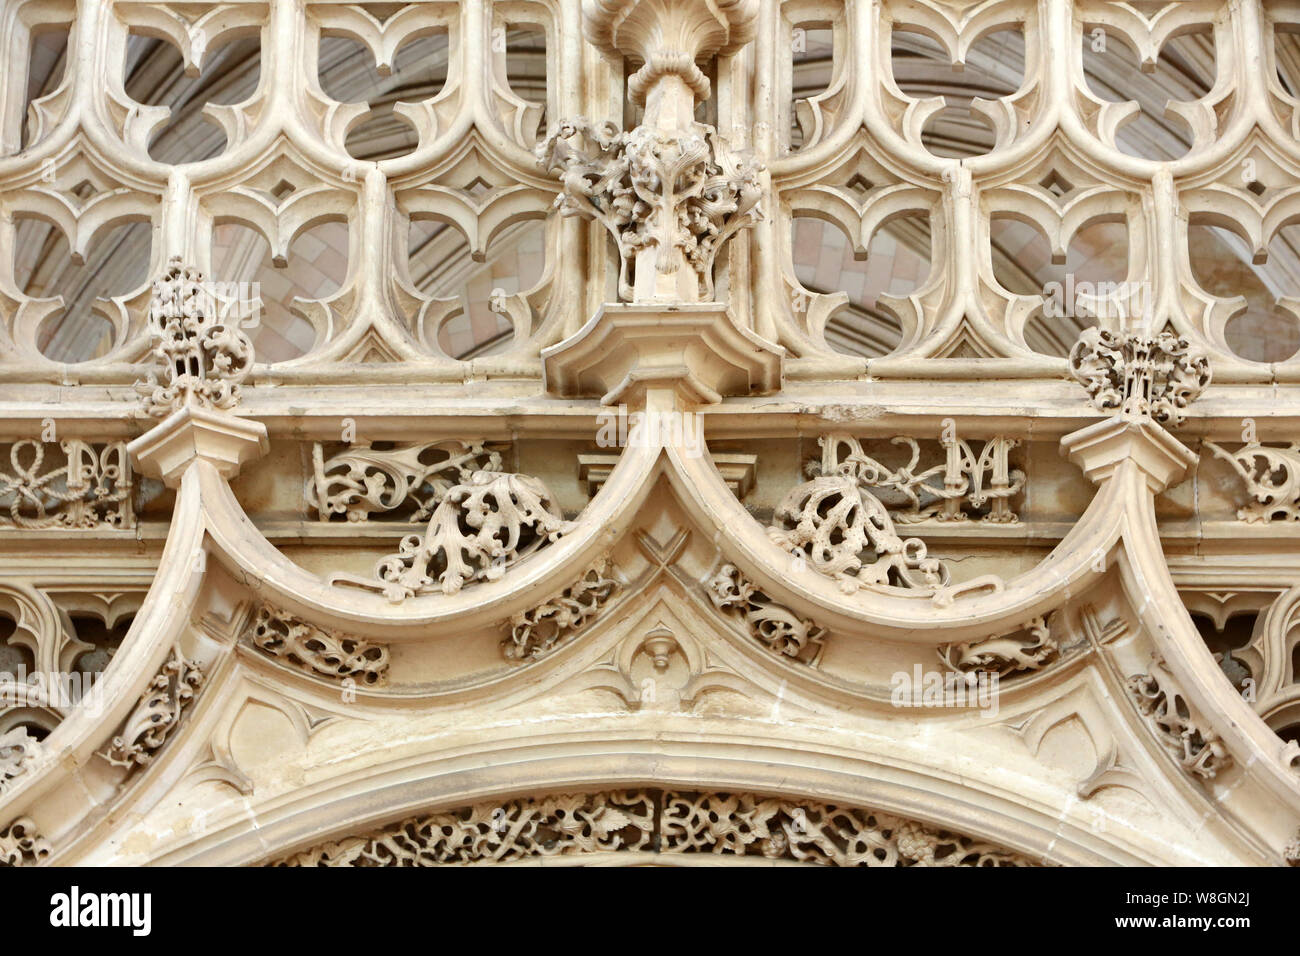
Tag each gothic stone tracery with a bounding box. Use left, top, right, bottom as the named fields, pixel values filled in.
left=1, top=0, right=1300, bottom=871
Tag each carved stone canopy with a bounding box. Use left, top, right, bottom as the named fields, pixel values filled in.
left=583, top=0, right=758, bottom=106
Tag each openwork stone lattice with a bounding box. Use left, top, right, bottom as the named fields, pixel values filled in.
left=273, top=789, right=1036, bottom=867
left=503, top=563, right=620, bottom=661
left=1127, top=656, right=1232, bottom=780
left=1068, top=329, right=1211, bottom=426
left=246, top=605, right=389, bottom=685
left=0, top=816, right=49, bottom=867
left=276, top=791, right=656, bottom=866
left=0, top=441, right=133, bottom=529
left=98, top=648, right=204, bottom=771
left=769, top=436, right=948, bottom=593
left=705, top=563, right=826, bottom=664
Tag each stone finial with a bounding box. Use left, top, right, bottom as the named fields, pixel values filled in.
left=1068, top=327, right=1211, bottom=427
left=136, top=256, right=255, bottom=418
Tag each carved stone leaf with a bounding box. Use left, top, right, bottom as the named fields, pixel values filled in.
left=99, top=648, right=204, bottom=771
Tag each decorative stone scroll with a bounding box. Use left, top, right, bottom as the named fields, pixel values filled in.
left=940, top=616, right=1057, bottom=678
left=538, top=119, right=762, bottom=302
left=1068, top=329, right=1211, bottom=427
left=328, top=446, right=573, bottom=601
left=273, top=788, right=1036, bottom=867
left=246, top=605, right=389, bottom=685
left=0, top=440, right=133, bottom=529
left=769, top=436, right=948, bottom=594
left=1203, top=441, right=1300, bottom=522
left=98, top=648, right=204, bottom=771
left=136, top=257, right=254, bottom=416
left=705, top=563, right=826, bottom=664
left=503, top=563, right=621, bottom=661
left=0, top=726, right=40, bottom=794
left=1127, top=656, right=1232, bottom=780
left=0, top=816, right=50, bottom=867
left=311, top=441, right=504, bottom=523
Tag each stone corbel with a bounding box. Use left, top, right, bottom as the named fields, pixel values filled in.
left=541, top=302, right=783, bottom=405
left=128, top=405, right=269, bottom=489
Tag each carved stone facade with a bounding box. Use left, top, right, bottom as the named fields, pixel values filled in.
left=2, top=0, right=1300, bottom=869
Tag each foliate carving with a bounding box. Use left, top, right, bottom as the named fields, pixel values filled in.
left=705, top=563, right=826, bottom=664
left=660, top=792, right=1036, bottom=867
left=768, top=436, right=948, bottom=594
left=539, top=118, right=762, bottom=302
left=0, top=727, right=40, bottom=794
left=1127, top=656, right=1232, bottom=780
left=0, top=817, right=50, bottom=867
left=940, top=616, right=1057, bottom=678
left=0, top=441, right=133, bottom=528
left=136, top=257, right=254, bottom=416
left=1204, top=441, right=1300, bottom=522
left=272, top=789, right=1035, bottom=867
left=503, top=563, right=620, bottom=661
left=843, top=435, right=1023, bottom=524
left=356, top=468, right=572, bottom=603
left=311, top=441, right=503, bottom=522
left=275, top=791, right=656, bottom=866
left=1068, top=328, right=1211, bottom=427
left=247, top=606, right=389, bottom=685
left=323, top=439, right=573, bottom=601
left=99, top=648, right=204, bottom=770
left=1285, top=832, right=1300, bottom=866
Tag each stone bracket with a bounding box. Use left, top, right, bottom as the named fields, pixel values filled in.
left=541, top=303, right=784, bottom=406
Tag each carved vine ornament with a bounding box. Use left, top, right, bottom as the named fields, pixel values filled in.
left=768, top=435, right=950, bottom=594
left=136, top=257, right=254, bottom=416
left=539, top=119, right=762, bottom=302
left=504, top=563, right=621, bottom=661
left=0, top=816, right=49, bottom=867
left=0, top=726, right=40, bottom=795
left=273, top=789, right=1037, bottom=867
left=1127, top=656, right=1232, bottom=780
left=940, top=616, right=1058, bottom=678
left=247, top=606, right=389, bottom=685
left=706, top=563, right=827, bottom=664
left=1068, top=328, right=1211, bottom=427
left=1204, top=440, right=1300, bottom=522
left=98, top=648, right=204, bottom=771
left=314, top=441, right=573, bottom=601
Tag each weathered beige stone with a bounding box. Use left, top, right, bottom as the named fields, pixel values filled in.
left=1, top=0, right=1300, bottom=870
